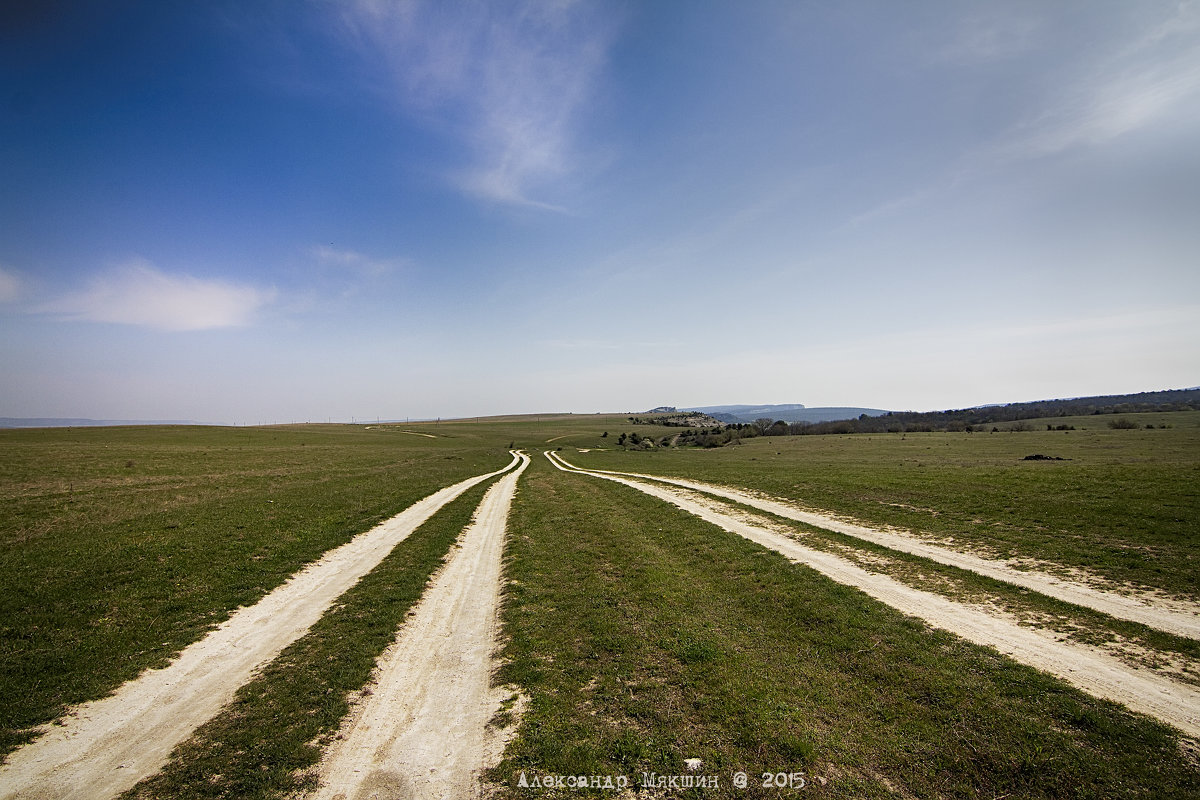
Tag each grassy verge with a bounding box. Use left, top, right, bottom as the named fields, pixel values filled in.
left=488, top=456, right=1200, bottom=798
left=0, top=424, right=508, bottom=756
left=120, top=477, right=495, bottom=800
left=570, top=414, right=1200, bottom=600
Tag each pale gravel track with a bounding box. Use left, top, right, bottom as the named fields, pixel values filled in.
left=548, top=452, right=1200, bottom=738
left=553, top=458, right=1200, bottom=640
left=0, top=454, right=522, bottom=800
left=309, top=452, right=530, bottom=800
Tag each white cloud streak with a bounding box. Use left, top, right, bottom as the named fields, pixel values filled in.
left=992, top=4, right=1200, bottom=161
left=37, top=260, right=275, bottom=331
left=0, top=266, right=20, bottom=303
left=933, top=7, right=1042, bottom=64
left=336, top=0, right=614, bottom=207
left=849, top=4, right=1200, bottom=227
left=311, top=245, right=403, bottom=277
left=995, top=61, right=1200, bottom=161
left=542, top=337, right=681, bottom=351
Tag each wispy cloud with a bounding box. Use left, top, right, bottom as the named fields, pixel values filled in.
left=542, top=337, right=681, bottom=351
left=0, top=266, right=20, bottom=303
left=994, top=60, right=1200, bottom=161
left=336, top=0, right=615, bottom=208
left=953, top=304, right=1200, bottom=345
left=846, top=4, right=1200, bottom=228
left=933, top=7, right=1042, bottom=64
left=36, top=260, right=276, bottom=331
left=311, top=245, right=404, bottom=277
left=991, top=5, right=1200, bottom=161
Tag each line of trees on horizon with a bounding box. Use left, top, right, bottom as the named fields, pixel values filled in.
left=649, top=388, right=1200, bottom=448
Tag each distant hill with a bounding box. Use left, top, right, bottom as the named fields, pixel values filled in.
left=683, top=388, right=1200, bottom=428
left=718, top=388, right=1200, bottom=437
left=0, top=418, right=207, bottom=428
left=664, top=388, right=1200, bottom=446
left=685, top=403, right=805, bottom=416
left=682, top=404, right=890, bottom=424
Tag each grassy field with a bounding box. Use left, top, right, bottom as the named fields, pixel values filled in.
left=489, top=456, right=1199, bottom=798
left=571, top=411, right=1200, bottom=600
left=123, top=478, right=497, bottom=800
left=2, top=412, right=1199, bottom=797
left=0, top=424, right=511, bottom=756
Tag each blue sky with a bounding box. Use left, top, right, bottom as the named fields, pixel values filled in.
left=2, top=1, right=1198, bottom=423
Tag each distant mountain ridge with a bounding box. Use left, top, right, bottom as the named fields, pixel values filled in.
left=685, top=403, right=807, bottom=415
left=679, top=388, right=1199, bottom=427
left=678, top=388, right=1200, bottom=435
left=682, top=404, right=890, bottom=424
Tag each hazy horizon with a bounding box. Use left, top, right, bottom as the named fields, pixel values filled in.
left=5, top=385, right=1198, bottom=428
left=3, top=2, right=1198, bottom=422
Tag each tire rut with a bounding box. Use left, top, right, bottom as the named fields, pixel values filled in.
left=309, top=451, right=530, bottom=800
left=0, top=454, right=522, bottom=800
left=548, top=452, right=1200, bottom=738
left=561, top=459, right=1200, bottom=639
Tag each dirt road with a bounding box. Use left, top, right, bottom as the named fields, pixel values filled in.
left=559, top=459, right=1200, bottom=640
left=309, top=452, right=530, bottom=800
left=548, top=452, right=1200, bottom=738
left=0, top=454, right=522, bottom=800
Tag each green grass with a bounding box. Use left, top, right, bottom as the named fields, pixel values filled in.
left=489, top=456, right=1200, bottom=798
left=4, top=412, right=1200, bottom=797
left=0, top=424, right=510, bottom=756
left=570, top=412, right=1200, bottom=600
left=647, top=485, right=1200, bottom=680
left=120, top=477, right=496, bottom=800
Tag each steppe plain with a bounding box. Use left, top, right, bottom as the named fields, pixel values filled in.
left=2, top=411, right=1198, bottom=798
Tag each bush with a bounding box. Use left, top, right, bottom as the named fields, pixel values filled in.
left=1108, top=418, right=1140, bottom=429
